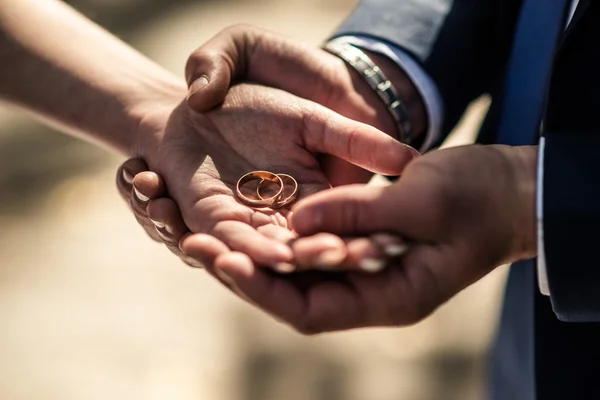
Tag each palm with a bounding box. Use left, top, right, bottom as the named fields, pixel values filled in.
left=140, top=83, right=412, bottom=267
left=217, top=262, right=439, bottom=334
left=225, top=145, right=534, bottom=333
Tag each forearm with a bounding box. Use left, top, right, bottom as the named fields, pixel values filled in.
left=0, top=0, right=185, bottom=155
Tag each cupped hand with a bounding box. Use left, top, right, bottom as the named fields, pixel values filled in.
left=184, top=24, right=427, bottom=186
left=131, top=82, right=418, bottom=270
left=203, top=145, right=538, bottom=333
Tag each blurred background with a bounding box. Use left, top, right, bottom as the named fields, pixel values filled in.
left=0, top=0, right=507, bottom=399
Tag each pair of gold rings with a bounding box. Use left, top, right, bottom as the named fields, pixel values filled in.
left=235, top=171, right=298, bottom=209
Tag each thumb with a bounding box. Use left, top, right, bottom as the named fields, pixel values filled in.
left=185, top=36, right=238, bottom=112
left=291, top=184, right=403, bottom=236
left=302, top=103, right=420, bottom=176
left=185, top=24, right=344, bottom=112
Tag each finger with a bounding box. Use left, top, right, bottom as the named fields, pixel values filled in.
left=255, top=224, right=300, bottom=273
left=290, top=233, right=347, bottom=271
left=217, top=252, right=371, bottom=334
left=370, top=233, right=409, bottom=259
left=210, top=220, right=294, bottom=269
left=185, top=26, right=246, bottom=111
left=115, top=159, right=162, bottom=242
left=116, top=158, right=148, bottom=201
left=289, top=233, right=409, bottom=273
left=131, top=171, right=167, bottom=222
left=180, top=233, right=230, bottom=270
left=292, top=184, right=399, bottom=236
left=185, top=25, right=345, bottom=112
left=132, top=171, right=166, bottom=205
left=301, top=104, right=420, bottom=176
left=341, top=237, right=387, bottom=272
left=318, top=155, right=374, bottom=187
left=256, top=223, right=297, bottom=244
left=147, top=198, right=189, bottom=255
left=214, top=251, right=307, bottom=325
left=256, top=226, right=349, bottom=273
left=257, top=225, right=349, bottom=272
left=130, top=171, right=168, bottom=242
left=341, top=234, right=409, bottom=273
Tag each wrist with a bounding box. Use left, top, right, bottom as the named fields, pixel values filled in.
left=128, top=79, right=187, bottom=158
left=506, top=145, right=539, bottom=261
left=340, top=48, right=427, bottom=142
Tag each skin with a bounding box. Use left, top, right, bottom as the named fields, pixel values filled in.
left=119, top=25, right=426, bottom=270
left=120, top=26, right=540, bottom=334
left=134, top=83, right=418, bottom=269
left=204, top=145, right=538, bottom=333
left=0, top=0, right=417, bottom=276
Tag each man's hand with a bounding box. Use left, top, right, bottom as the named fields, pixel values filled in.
left=184, top=25, right=427, bottom=186
left=126, top=82, right=417, bottom=271
left=203, top=145, right=538, bottom=333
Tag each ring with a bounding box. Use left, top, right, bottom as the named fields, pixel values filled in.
left=236, top=171, right=284, bottom=208
left=257, top=173, right=298, bottom=208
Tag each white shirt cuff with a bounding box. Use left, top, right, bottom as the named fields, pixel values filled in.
left=333, top=35, right=444, bottom=153
left=537, top=138, right=550, bottom=296
left=534, top=0, right=579, bottom=296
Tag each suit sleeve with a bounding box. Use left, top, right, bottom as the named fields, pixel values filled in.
left=543, top=132, right=600, bottom=322
left=333, top=0, right=522, bottom=139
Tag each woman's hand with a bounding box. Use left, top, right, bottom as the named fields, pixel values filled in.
left=125, top=83, right=418, bottom=270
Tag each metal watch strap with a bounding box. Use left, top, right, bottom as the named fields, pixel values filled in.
left=324, top=40, right=413, bottom=144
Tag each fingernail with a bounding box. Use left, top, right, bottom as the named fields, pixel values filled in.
left=133, top=186, right=150, bottom=202
left=122, top=166, right=135, bottom=185
left=274, top=262, right=296, bottom=274
left=149, top=218, right=165, bottom=229
left=370, top=233, right=408, bottom=257
left=156, top=228, right=170, bottom=242
left=215, top=267, right=234, bottom=285
left=188, top=75, right=209, bottom=98
left=359, top=258, right=386, bottom=273
left=178, top=232, right=192, bottom=254
left=315, top=249, right=346, bottom=270
left=275, top=243, right=294, bottom=260
left=384, top=243, right=408, bottom=258
left=406, top=144, right=421, bottom=158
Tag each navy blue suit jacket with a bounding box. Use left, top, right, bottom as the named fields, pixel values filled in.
left=334, top=1, right=600, bottom=399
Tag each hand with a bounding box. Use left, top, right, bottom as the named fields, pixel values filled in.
left=184, top=25, right=427, bottom=186
left=204, top=145, right=537, bottom=333
left=129, top=82, right=418, bottom=270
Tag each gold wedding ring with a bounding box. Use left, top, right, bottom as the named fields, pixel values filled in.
left=236, top=171, right=284, bottom=209
left=257, top=173, right=298, bottom=209
left=236, top=171, right=299, bottom=210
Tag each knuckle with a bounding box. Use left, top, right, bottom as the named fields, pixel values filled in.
left=344, top=126, right=360, bottom=163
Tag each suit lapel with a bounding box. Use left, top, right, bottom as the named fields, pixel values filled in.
left=557, top=0, right=591, bottom=55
